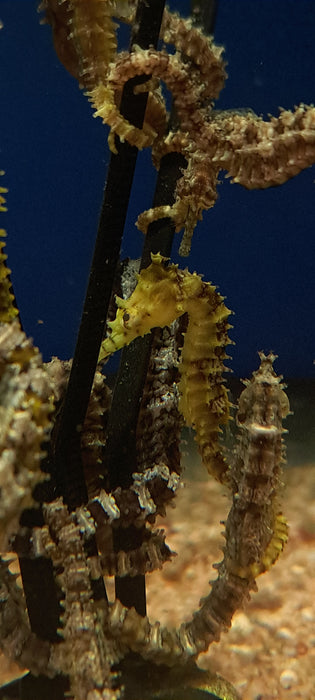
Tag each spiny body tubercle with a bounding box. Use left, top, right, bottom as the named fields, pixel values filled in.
left=100, top=253, right=232, bottom=482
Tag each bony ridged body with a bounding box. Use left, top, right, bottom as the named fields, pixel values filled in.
left=100, top=253, right=232, bottom=483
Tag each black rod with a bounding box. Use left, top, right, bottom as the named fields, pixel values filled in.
left=108, top=0, right=220, bottom=617
left=52, top=0, right=166, bottom=509
left=106, top=150, right=187, bottom=494
left=107, top=150, right=186, bottom=615
left=15, top=5, right=166, bottom=699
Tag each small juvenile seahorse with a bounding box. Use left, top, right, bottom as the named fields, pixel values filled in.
left=100, top=253, right=232, bottom=483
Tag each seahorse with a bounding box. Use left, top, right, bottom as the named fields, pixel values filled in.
left=0, top=179, right=54, bottom=549
left=39, top=0, right=135, bottom=90
left=225, top=351, right=290, bottom=579
left=100, top=253, right=232, bottom=483
left=107, top=354, right=289, bottom=667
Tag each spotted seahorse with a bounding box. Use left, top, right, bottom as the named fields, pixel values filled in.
left=100, top=253, right=232, bottom=483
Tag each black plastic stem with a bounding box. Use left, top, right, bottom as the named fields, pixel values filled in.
left=108, top=0, right=220, bottom=617
left=52, top=0, right=166, bottom=510
left=106, top=151, right=187, bottom=494
left=16, top=4, right=166, bottom=698
left=106, top=145, right=186, bottom=615
left=14, top=4, right=221, bottom=698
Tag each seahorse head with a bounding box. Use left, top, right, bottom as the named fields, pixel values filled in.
left=99, top=253, right=181, bottom=360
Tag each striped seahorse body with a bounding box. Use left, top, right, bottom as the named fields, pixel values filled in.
left=178, top=275, right=232, bottom=482
left=226, top=351, right=290, bottom=578
left=100, top=253, right=232, bottom=482
left=179, top=354, right=290, bottom=655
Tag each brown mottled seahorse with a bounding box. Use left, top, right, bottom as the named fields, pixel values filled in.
left=100, top=253, right=232, bottom=483
left=107, top=354, right=290, bottom=668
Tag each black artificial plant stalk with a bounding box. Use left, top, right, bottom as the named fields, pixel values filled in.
left=53, top=0, right=167, bottom=509
left=13, top=3, right=166, bottom=699
left=106, top=0, right=219, bottom=614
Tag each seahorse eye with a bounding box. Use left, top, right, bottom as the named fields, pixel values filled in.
left=123, top=311, right=130, bottom=325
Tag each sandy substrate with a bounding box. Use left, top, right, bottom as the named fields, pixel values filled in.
left=1, top=464, right=314, bottom=699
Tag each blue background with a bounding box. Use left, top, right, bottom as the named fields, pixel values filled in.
left=0, top=0, right=314, bottom=378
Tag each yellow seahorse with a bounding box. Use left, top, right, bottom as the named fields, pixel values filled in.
left=100, top=253, right=232, bottom=483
